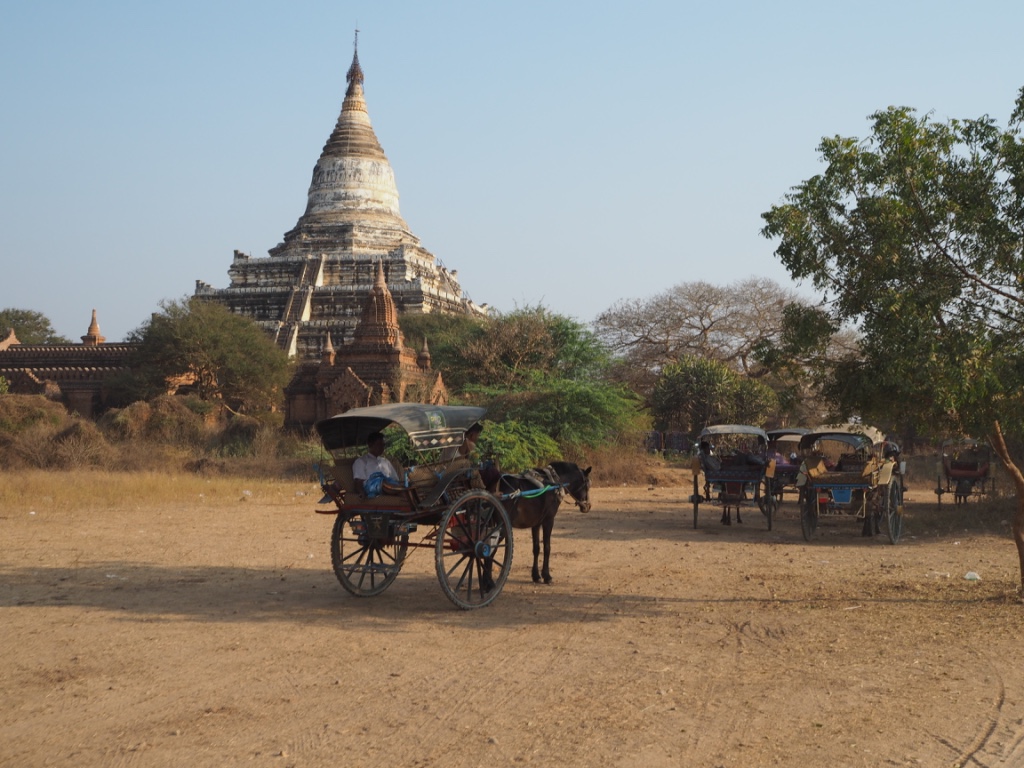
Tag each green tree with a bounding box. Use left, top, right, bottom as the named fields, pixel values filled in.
left=651, top=356, right=776, bottom=435
left=0, top=376, right=8, bottom=395
left=403, top=306, right=638, bottom=453
left=398, top=313, right=488, bottom=391
left=118, top=297, right=292, bottom=414
left=761, top=89, right=1024, bottom=587
left=476, top=374, right=644, bottom=449
left=0, top=308, right=72, bottom=344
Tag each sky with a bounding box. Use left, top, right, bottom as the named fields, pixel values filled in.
left=2, top=1, right=1022, bottom=342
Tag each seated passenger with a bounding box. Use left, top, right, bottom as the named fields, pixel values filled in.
left=353, top=431, right=399, bottom=498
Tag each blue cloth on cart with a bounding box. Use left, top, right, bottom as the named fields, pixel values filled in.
left=363, top=471, right=399, bottom=499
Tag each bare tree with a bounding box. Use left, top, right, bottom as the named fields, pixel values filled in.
left=595, top=278, right=800, bottom=392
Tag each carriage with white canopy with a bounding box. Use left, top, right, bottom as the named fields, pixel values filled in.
left=795, top=424, right=905, bottom=543
left=689, top=424, right=779, bottom=530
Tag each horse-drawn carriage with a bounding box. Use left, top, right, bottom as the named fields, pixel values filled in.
left=795, top=425, right=905, bottom=543
left=935, top=438, right=994, bottom=505
left=690, top=424, right=778, bottom=529
left=766, top=427, right=810, bottom=503
left=313, top=404, right=514, bottom=610
left=313, top=403, right=592, bottom=609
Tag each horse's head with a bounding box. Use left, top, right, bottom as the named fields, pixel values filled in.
left=553, top=462, right=592, bottom=513
left=478, top=457, right=502, bottom=494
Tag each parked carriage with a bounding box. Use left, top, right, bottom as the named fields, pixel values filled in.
left=766, top=427, right=810, bottom=502
left=313, top=404, right=514, bottom=610
left=689, top=424, right=778, bottom=530
left=936, top=438, right=995, bottom=505
left=795, top=425, right=905, bottom=543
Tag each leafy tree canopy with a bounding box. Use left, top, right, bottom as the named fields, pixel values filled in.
left=651, top=355, right=778, bottom=435
left=761, top=93, right=1024, bottom=439
left=401, top=306, right=610, bottom=392
left=469, top=374, right=646, bottom=449
left=117, top=297, right=292, bottom=415
left=0, top=308, right=72, bottom=344
left=761, top=88, right=1024, bottom=585
left=401, top=306, right=637, bottom=454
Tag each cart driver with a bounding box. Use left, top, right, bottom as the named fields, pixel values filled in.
left=441, top=422, right=483, bottom=463
left=353, top=432, right=400, bottom=498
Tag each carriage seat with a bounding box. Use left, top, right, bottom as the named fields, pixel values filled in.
left=699, top=453, right=722, bottom=472
left=324, top=456, right=411, bottom=509
left=836, top=453, right=869, bottom=473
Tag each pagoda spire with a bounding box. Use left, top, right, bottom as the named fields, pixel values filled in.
left=299, top=30, right=406, bottom=229
left=352, top=260, right=402, bottom=349
left=418, top=336, right=432, bottom=369
left=322, top=331, right=336, bottom=365
left=346, top=29, right=364, bottom=94
left=81, top=309, right=105, bottom=346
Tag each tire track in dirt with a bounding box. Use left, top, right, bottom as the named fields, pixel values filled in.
left=927, top=649, right=1010, bottom=768
left=942, top=645, right=1024, bottom=768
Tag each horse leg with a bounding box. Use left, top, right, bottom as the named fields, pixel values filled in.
left=541, top=514, right=555, bottom=584
left=721, top=507, right=731, bottom=525
left=531, top=525, right=542, bottom=583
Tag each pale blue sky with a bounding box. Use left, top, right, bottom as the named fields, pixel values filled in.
left=2, top=1, right=1021, bottom=341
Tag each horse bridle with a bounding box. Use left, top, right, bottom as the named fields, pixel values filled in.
left=561, top=469, right=592, bottom=513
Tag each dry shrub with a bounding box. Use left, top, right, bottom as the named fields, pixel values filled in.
left=0, top=394, right=70, bottom=434
left=209, top=415, right=263, bottom=457
left=97, top=401, right=152, bottom=441
left=0, top=415, right=115, bottom=469
left=142, top=395, right=207, bottom=449
left=582, top=443, right=689, bottom=487
left=2, top=421, right=58, bottom=468
left=50, top=420, right=116, bottom=469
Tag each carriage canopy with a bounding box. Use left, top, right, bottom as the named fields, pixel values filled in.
left=315, top=404, right=487, bottom=452
left=698, top=424, right=769, bottom=443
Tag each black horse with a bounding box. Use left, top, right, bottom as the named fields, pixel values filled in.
left=485, top=461, right=592, bottom=584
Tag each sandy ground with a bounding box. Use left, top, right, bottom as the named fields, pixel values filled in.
left=3, top=473, right=1024, bottom=768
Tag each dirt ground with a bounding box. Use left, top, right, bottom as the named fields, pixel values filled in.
left=3, top=469, right=1024, bottom=768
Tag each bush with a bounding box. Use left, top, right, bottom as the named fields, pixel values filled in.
left=50, top=420, right=116, bottom=469
left=0, top=394, right=70, bottom=434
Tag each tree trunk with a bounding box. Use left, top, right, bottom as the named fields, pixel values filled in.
left=988, top=420, right=1024, bottom=592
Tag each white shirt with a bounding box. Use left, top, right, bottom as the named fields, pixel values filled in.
left=353, top=453, right=399, bottom=482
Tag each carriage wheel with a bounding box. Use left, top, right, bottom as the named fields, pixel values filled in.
left=435, top=490, right=513, bottom=610
left=881, top=479, right=904, bottom=545
left=799, top=488, right=817, bottom=541
left=331, top=512, right=409, bottom=597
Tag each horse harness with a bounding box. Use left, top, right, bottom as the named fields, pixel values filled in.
left=498, top=466, right=567, bottom=505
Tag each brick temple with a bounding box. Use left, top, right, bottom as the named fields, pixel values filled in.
left=195, top=39, right=486, bottom=361
left=0, top=311, right=131, bottom=418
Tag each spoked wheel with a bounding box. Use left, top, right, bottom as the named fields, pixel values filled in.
left=881, top=479, right=904, bottom=544
left=799, top=488, right=817, bottom=541
left=331, top=511, right=408, bottom=597
left=435, top=490, right=513, bottom=610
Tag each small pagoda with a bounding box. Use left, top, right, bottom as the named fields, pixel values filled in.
left=284, top=261, right=447, bottom=430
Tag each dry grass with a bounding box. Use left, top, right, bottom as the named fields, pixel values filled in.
left=0, top=468, right=318, bottom=512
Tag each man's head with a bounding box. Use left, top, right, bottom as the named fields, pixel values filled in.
left=367, top=432, right=386, bottom=457
left=465, top=423, right=483, bottom=442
